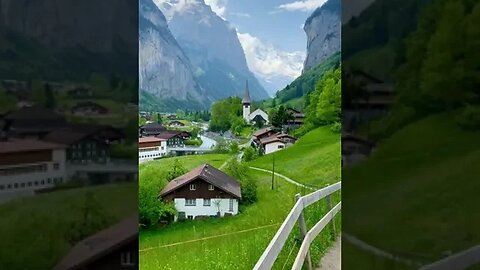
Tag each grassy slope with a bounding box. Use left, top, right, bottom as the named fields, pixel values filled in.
left=249, top=126, right=341, bottom=186
left=139, top=151, right=340, bottom=269
left=0, top=183, right=137, bottom=269
left=343, top=112, right=480, bottom=267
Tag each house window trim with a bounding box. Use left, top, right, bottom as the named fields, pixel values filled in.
left=229, top=199, right=234, bottom=212
left=203, top=198, right=211, bottom=206
left=120, top=251, right=135, bottom=266
left=185, top=199, right=196, bottom=206
left=208, top=184, right=214, bottom=191
left=189, top=184, right=196, bottom=191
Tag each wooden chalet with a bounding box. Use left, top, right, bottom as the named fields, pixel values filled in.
left=140, top=123, right=166, bottom=136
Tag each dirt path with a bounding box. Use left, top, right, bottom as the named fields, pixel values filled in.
left=248, top=166, right=316, bottom=190
left=316, top=237, right=341, bottom=270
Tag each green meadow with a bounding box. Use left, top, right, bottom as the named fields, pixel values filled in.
left=0, top=183, right=137, bottom=269
left=343, top=112, right=480, bottom=268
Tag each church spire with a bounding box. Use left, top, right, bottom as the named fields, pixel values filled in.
left=242, top=80, right=251, bottom=104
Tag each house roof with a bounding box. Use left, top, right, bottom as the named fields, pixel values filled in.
left=242, top=80, right=251, bottom=104
left=276, top=133, right=297, bottom=140
left=254, top=127, right=273, bottom=137
left=5, top=106, right=64, bottom=121
left=261, top=136, right=286, bottom=145
left=43, top=130, right=95, bottom=145
left=139, top=136, right=166, bottom=143
left=0, top=139, right=65, bottom=154
left=53, top=215, right=138, bottom=270
left=160, top=164, right=242, bottom=199
left=142, top=123, right=166, bottom=130
left=156, top=131, right=182, bottom=140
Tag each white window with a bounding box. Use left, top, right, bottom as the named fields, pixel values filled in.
left=120, top=251, right=134, bottom=266
left=185, top=199, right=196, bottom=206
left=278, top=145, right=284, bottom=149
left=203, top=199, right=211, bottom=206
left=208, top=184, right=214, bottom=191
left=189, top=184, right=196, bottom=190
left=229, top=199, right=234, bottom=212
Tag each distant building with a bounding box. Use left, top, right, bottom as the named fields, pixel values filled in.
left=160, top=164, right=241, bottom=221
left=53, top=215, right=138, bottom=270
left=4, top=106, right=66, bottom=139
left=0, top=139, right=66, bottom=195
left=139, top=123, right=166, bottom=136
left=259, top=133, right=297, bottom=155
left=253, top=127, right=276, bottom=141
left=341, top=133, right=375, bottom=167
left=70, top=101, right=109, bottom=116
left=168, top=120, right=185, bottom=128
left=138, top=136, right=167, bottom=162
left=156, top=131, right=185, bottom=148
left=67, top=86, right=93, bottom=98
left=285, top=108, right=305, bottom=129
left=242, top=81, right=269, bottom=124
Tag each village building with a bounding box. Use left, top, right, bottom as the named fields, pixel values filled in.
left=160, top=164, right=241, bottom=221
left=139, top=123, right=166, bottom=136
left=70, top=101, right=109, bottom=116
left=156, top=131, right=185, bottom=148
left=341, top=133, right=375, bottom=167
left=67, top=86, right=93, bottom=98
left=0, top=139, right=67, bottom=196
left=241, top=81, right=269, bottom=125
left=260, top=133, right=297, bottom=155
left=253, top=127, right=276, bottom=141
left=139, top=136, right=168, bottom=162
left=168, top=120, right=185, bottom=128
left=285, top=108, right=305, bottom=130
left=53, top=215, right=138, bottom=270
left=4, top=106, right=66, bottom=139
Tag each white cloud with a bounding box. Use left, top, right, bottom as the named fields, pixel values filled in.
left=237, top=32, right=305, bottom=81
left=230, top=12, right=251, bottom=18
left=277, top=0, right=327, bottom=12
left=204, top=0, right=227, bottom=19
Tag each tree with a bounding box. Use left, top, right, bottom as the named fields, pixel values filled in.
left=243, top=146, right=257, bottom=162
left=224, top=159, right=257, bottom=204
left=166, top=159, right=187, bottom=181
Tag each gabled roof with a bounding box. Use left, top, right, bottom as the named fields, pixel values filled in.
left=242, top=80, right=251, bottom=104
left=160, top=164, right=241, bottom=199
left=0, top=139, right=65, bottom=154
left=139, top=136, right=166, bottom=143
left=261, top=136, right=286, bottom=145
left=142, top=123, right=165, bottom=130
left=156, top=131, right=182, bottom=140
left=6, top=106, right=64, bottom=121
left=53, top=215, right=138, bottom=270
left=254, top=127, right=273, bottom=137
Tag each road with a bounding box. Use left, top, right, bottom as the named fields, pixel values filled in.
left=199, top=135, right=216, bottom=149
left=317, top=237, right=341, bottom=270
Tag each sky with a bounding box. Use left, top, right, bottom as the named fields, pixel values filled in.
left=204, top=0, right=328, bottom=91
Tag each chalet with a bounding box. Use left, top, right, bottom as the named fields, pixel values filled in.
left=0, top=139, right=66, bottom=195
left=70, top=102, right=109, bottom=116
left=341, top=133, right=375, bottom=167
left=43, top=129, right=109, bottom=165
left=140, top=123, right=166, bottom=136
left=168, top=120, right=185, bottom=128
left=139, top=136, right=167, bottom=162
left=160, top=164, right=241, bottom=221
left=260, top=133, right=297, bottom=155
left=156, top=131, right=185, bottom=148
left=253, top=127, right=276, bottom=141
left=5, top=106, right=66, bottom=139
left=53, top=215, right=138, bottom=270
left=285, top=108, right=305, bottom=129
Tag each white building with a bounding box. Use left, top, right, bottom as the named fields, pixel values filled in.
left=0, top=139, right=67, bottom=197
left=160, top=163, right=241, bottom=221
left=138, top=136, right=168, bottom=162
left=260, top=133, right=297, bottom=155
left=242, top=81, right=269, bottom=125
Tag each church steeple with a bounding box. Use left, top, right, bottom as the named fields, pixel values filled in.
left=242, top=80, right=251, bottom=105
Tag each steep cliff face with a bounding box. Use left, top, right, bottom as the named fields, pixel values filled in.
left=303, top=0, right=341, bottom=72
left=139, top=0, right=206, bottom=109
left=158, top=0, right=269, bottom=101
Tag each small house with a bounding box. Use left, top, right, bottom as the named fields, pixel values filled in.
left=140, top=123, right=166, bottom=136
left=168, top=121, right=185, bottom=128
left=260, top=133, right=297, bottom=155
left=139, top=136, right=167, bottom=162
left=253, top=127, right=275, bottom=141
left=156, top=131, right=185, bottom=148
left=160, top=164, right=241, bottom=221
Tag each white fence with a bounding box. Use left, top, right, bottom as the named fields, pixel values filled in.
left=253, top=182, right=341, bottom=270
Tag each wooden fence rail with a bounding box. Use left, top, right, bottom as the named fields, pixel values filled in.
left=419, top=245, right=480, bottom=270
left=253, top=182, right=341, bottom=270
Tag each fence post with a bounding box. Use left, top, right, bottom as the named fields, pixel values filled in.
left=326, top=194, right=336, bottom=239
left=295, top=193, right=313, bottom=270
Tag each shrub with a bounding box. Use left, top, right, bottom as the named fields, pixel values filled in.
left=185, top=138, right=202, bottom=146
left=229, top=141, right=239, bottom=154
left=242, top=146, right=257, bottom=162
left=166, top=159, right=187, bottom=181
left=330, top=122, right=341, bottom=133
left=457, top=105, right=480, bottom=130
left=212, top=138, right=230, bottom=153
left=139, top=180, right=176, bottom=227
left=224, top=159, right=257, bottom=205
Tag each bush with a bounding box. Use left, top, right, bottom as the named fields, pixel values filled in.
left=330, top=122, right=341, bottom=133
left=242, top=146, right=257, bottom=162
left=224, top=159, right=257, bottom=205
left=139, top=180, right=176, bottom=227
left=240, top=178, right=257, bottom=205
left=229, top=141, right=239, bottom=154
left=185, top=138, right=202, bottom=146
left=457, top=105, right=480, bottom=130
left=212, top=138, right=230, bottom=153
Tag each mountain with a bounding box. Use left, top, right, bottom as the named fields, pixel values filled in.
left=139, top=0, right=207, bottom=111
left=0, top=0, right=138, bottom=80
left=157, top=0, right=269, bottom=101
left=303, top=0, right=341, bottom=72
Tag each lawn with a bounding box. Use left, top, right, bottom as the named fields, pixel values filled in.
left=249, top=126, right=341, bottom=186
left=0, top=183, right=137, bottom=269
left=343, top=112, right=480, bottom=268
left=140, top=169, right=340, bottom=269
left=140, top=153, right=231, bottom=171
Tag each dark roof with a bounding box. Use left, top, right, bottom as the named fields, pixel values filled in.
left=160, top=164, right=242, bottom=199
left=71, top=101, right=108, bottom=111
left=254, top=127, right=273, bottom=137
left=53, top=215, right=138, bottom=270
left=286, top=107, right=301, bottom=114
left=260, top=136, right=286, bottom=145
left=142, top=123, right=166, bottom=130
left=5, top=106, right=64, bottom=121
left=139, top=136, right=166, bottom=143
left=0, top=139, right=65, bottom=154
left=156, top=131, right=182, bottom=140
left=242, top=80, right=251, bottom=104
left=43, top=130, right=94, bottom=145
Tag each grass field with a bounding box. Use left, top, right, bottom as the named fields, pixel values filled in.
left=249, top=126, right=341, bottom=186
left=343, top=112, right=480, bottom=268
left=0, top=183, right=137, bottom=269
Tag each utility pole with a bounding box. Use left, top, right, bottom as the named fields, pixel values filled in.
left=271, top=153, right=275, bottom=190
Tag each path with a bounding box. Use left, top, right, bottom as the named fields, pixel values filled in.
left=248, top=166, right=316, bottom=190
left=317, top=237, right=341, bottom=270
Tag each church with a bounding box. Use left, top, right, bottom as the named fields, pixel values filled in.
left=242, top=81, right=269, bottom=125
